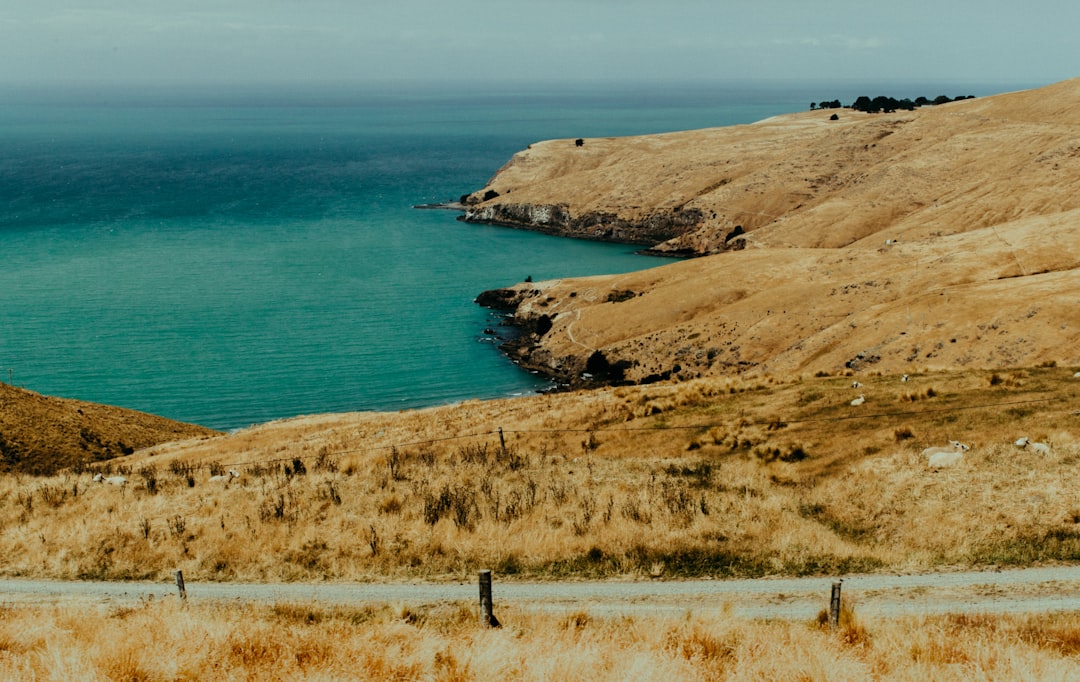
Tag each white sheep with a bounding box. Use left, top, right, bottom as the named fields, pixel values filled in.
left=928, top=449, right=965, bottom=468
left=851, top=381, right=863, bottom=388
left=901, top=374, right=910, bottom=383
left=1015, top=437, right=1051, bottom=455
left=850, top=394, right=865, bottom=406
left=921, top=440, right=970, bottom=461
left=93, top=473, right=128, bottom=485
left=1073, top=371, right=1080, bottom=378
left=209, top=469, right=241, bottom=483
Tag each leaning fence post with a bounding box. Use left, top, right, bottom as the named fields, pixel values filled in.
left=498, top=428, right=506, bottom=457
left=829, top=580, right=842, bottom=629
left=175, top=570, right=187, bottom=601
left=479, top=569, right=499, bottom=627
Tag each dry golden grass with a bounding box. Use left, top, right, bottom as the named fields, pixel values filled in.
left=2, top=365, right=1077, bottom=582
left=0, top=383, right=218, bottom=476
left=467, top=79, right=1080, bottom=256
left=462, top=79, right=1080, bottom=387
left=0, top=598, right=1078, bottom=680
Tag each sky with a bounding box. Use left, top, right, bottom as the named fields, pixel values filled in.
left=1, top=1, right=1077, bottom=89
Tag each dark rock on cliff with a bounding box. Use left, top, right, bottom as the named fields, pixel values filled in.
left=461, top=202, right=704, bottom=247
left=535, top=314, right=554, bottom=337
left=475, top=287, right=536, bottom=311
left=475, top=285, right=640, bottom=391
left=476, top=286, right=578, bottom=387
left=584, top=351, right=633, bottom=384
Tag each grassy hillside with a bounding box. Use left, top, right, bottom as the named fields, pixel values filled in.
left=465, top=79, right=1080, bottom=255
left=5, top=366, right=1078, bottom=582
left=464, top=79, right=1080, bottom=388
left=0, top=383, right=219, bottom=475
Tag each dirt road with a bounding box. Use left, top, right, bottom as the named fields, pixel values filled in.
left=3, top=566, right=1080, bottom=619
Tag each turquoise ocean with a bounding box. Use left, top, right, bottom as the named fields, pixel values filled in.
left=0, top=81, right=1020, bottom=430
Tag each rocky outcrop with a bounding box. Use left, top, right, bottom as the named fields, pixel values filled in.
left=461, top=202, right=705, bottom=246
left=474, top=286, right=534, bottom=311
left=476, top=286, right=581, bottom=386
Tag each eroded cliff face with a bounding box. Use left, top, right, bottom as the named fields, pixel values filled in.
left=470, top=78, right=1080, bottom=390
left=461, top=201, right=706, bottom=250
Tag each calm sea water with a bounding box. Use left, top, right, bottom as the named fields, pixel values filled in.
left=0, top=80, right=1015, bottom=429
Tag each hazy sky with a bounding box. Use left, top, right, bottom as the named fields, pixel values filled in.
left=2, top=1, right=1076, bottom=88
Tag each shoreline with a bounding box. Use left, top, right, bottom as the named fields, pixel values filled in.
left=411, top=201, right=467, bottom=211
left=458, top=201, right=707, bottom=253
left=413, top=199, right=688, bottom=252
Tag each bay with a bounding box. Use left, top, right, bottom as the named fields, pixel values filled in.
left=0, top=80, right=1013, bottom=429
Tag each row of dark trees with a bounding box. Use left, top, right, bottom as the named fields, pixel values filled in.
left=811, top=94, right=975, bottom=114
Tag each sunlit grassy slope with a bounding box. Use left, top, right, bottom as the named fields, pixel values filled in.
left=0, top=383, right=219, bottom=475
left=465, top=78, right=1080, bottom=387
left=5, top=366, right=1078, bottom=582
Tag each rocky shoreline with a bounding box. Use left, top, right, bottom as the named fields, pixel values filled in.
left=412, top=199, right=661, bottom=389
left=473, top=286, right=579, bottom=389
left=455, top=193, right=718, bottom=386
left=419, top=198, right=694, bottom=388
left=475, top=285, right=667, bottom=391
left=411, top=201, right=467, bottom=211
left=459, top=200, right=706, bottom=254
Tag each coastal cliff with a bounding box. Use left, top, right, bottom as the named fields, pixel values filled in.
left=463, top=79, right=1080, bottom=257
left=473, top=78, right=1080, bottom=387
left=463, top=201, right=707, bottom=252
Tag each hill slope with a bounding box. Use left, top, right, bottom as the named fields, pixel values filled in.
left=0, top=383, right=219, bottom=475
left=4, top=365, right=1080, bottom=582
left=468, top=79, right=1080, bottom=386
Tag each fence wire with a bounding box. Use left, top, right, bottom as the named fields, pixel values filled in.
left=204, top=395, right=1057, bottom=471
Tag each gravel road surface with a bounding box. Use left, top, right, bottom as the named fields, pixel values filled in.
left=3, top=566, right=1080, bottom=620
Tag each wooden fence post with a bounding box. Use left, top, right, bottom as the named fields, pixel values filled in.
left=829, top=580, right=842, bottom=629
left=479, top=569, right=499, bottom=627
left=175, top=570, right=187, bottom=601
left=498, top=428, right=506, bottom=457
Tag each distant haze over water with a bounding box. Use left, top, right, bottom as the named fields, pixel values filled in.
left=0, top=80, right=1026, bottom=429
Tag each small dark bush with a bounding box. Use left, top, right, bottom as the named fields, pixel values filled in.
left=606, top=290, right=637, bottom=303
left=585, top=350, right=631, bottom=383
left=535, top=314, right=553, bottom=336
left=314, top=448, right=338, bottom=473
left=138, top=465, right=158, bottom=495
